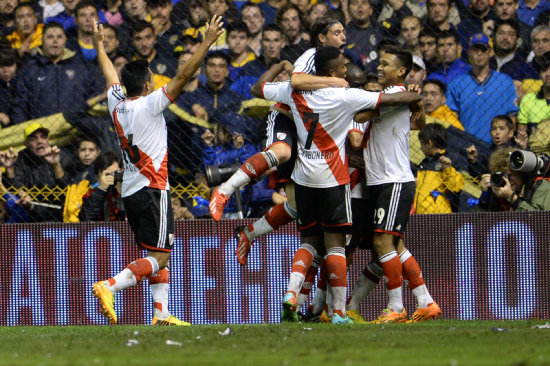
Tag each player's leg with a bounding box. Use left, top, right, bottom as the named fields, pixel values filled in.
left=302, top=259, right=328, bottom=322
left=296, top=254, right=323, bottom=312
left=346, top=261, right=383, bottom=323
left=397, top=240, right=442, bottom=322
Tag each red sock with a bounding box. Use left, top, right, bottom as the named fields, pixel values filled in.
left=149, top=268, right=169, bottom=312
left=149, top=268, right=169, bottom=285
left=299, top=264, right=319, bottom=297
left=240, top=153, right=270, bottom=180
left=266, top=203, right=293, bottom=229
left=126, top=258, right=156, bottom=282
left=326, top=253, right=348, bottom=317
left=380, top=254, right=402, bottom=290
left=402, top=256, right=425, bottom=290
left=291, top=247, right=314, bottom=276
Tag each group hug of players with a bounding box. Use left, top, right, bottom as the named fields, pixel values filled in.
left=209, top=16, right=442, bottom=324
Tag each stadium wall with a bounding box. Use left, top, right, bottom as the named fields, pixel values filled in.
left=1, top=212, right=549, bottom=326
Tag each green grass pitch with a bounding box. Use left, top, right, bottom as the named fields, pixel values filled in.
left=1, top=321, right=550, bottom=366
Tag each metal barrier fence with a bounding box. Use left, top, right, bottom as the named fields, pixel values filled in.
left=1, top=0, right=550, bottom=222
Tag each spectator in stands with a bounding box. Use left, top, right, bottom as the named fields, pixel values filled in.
left=277, top=4, right=310, bottom=62
left=406, top=55, right=427, bottom=86
left=426, top=0, right=457, bottom=31
left=259, top=0, right=285, bottom=26
left=66, top=0, right=100, bottom=62
left=400, top=15, right=422, bottom=57
left=415, top=123, right=464, bottom=214
left=171, top=193, right=195, bottom=220
left=3, top=123, right=76, bottom=222
left=528, top=25, right=550, bottom=72
left=226, top=21, right=256, bottom=82
left=305, top=2, right=330, bottom=29
left=0, top=166, right=32, bottom=223
left=11, top=21, right=100, bottom=124
left=196, top=0, right=233, bottom=50
left=175, top=50, right=201, bottom=93
left=517, top=0, right=550, bottom=26
left=116, top=0, right=149, bottom=53
left=38, top=0, right=64, bottom=26
left=7, top=4, right=43, bottom=58
left=0, top=0, right=17, bottom=34
left=231, top=24, right=284, bottom=98
left=493, top=0, right=532, bottom=58
left=148, top=0, right=180, bottom=55
left=446, top=33, right=518, bottom=144
left=240, top=2, right=266, bottom=56
left=374, top=0, right=414, bottom=38
left=418, top=28, right=440, bottom=74
left=422, top=79, right=464, bottom=130
left=131, top=20, right=177, bottom=77
left=518, top=52, right=550, bottom=132
left=346, top=0, right=388, bottom=73
left=177, top=28, right=203, bottom=54
left=457, top=0, right=497, bottom=52
left=103, top=0, right=124, bottom=27
left=79, top=150, right=125, bottom=221
left=71, top=136, right=101, bottom=183
left=491, top=19, right=538, bottom=97
left=47, top=0, right=107, bottom=31
left=101, top=23, right=120, bottom=59
left=0, top=48, right=18, bottom=127
left=427, top=29, right=471, bottom=85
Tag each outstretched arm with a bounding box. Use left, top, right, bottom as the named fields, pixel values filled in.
left=165, top=15, right=224, bottom=99
left=251, top=60, right=294, bottom=98
left=290, top=73, right=348, bottom=91
left=93, top=20, right=119, bottom=88
left=379, top=91, right=422, bottom=107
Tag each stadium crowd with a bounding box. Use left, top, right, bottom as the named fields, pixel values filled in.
left=1, top=0, right=550, bottom=224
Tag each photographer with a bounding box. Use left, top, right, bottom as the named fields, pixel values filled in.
left=79, top=150, right=125, bottom=221
left=479, top=147, right=550, bottom=211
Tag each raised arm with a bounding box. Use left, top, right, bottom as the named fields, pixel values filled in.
left=290, top=72, right=348, bottom=91
left=251, top=60, right=294, bottom=98
left=93, top=20, right=119, bottom=88
left=165, top=15, right=224, bottom=99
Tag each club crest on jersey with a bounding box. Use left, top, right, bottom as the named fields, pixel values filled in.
left=277, top=132, right=287, bottom=140
left=156, top=64, right=167, bottom=74
left=65, top=69, right=75, bottom=79
left=169, top=35, right=178, bottom=45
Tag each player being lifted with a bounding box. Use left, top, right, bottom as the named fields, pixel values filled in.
left=208, top=16, right=348, bottom=265
left=251, top=46, right=422, bottom=324
left=358, top=45, right=441, bottom=323
left=90, top=16, right=224, bottom=325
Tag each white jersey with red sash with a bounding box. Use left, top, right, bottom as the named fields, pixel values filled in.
left=262, top=80, right=381, bottom=188
left=107, top=83, right=174, bottom=197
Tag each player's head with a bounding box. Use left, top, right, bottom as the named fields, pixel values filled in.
left=315, top=46, right=346, bottom=78
left=345, top=63, right=366, bottom=89
left=365, top=72, right=383, bottom=91
left=121, top=59, right=155, bottom=97
left=418, top=122, right=447, bottom=156
left=310, top=15, right=346, bottom=51
left=377, top=45, right=412, bottom=87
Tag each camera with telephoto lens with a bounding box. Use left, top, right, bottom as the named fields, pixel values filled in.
left=205, top=163, right=240, bottom=187
left=112, top=170, right=124, bottom=184
left=490, top=172, right=509, bottom=187
left=509, top=150, right=550, bottom=177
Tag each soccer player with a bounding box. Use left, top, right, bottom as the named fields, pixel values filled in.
left=90, top=16, right=224, bottom=325
left=208, top=16, right=348, bottom=266
left=360, top=45, right=441, bottom=323
left=251, top=47, right=422, bottom=324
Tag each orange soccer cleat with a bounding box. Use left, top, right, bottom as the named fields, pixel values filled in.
left=209, top=188, right=229, bottom=222
left=152, top=315, right=191, bottom=326
left=234, top=226, right=253, bottom=266
left=371, top=308, right=408, bottom=324
left=92, top=281, right=117, bottom=324
left=407, top=302, right=442, bottom=323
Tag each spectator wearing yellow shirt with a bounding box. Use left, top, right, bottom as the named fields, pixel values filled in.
left=422, top=79, right=464, bottom=130
left=518, top=52, right=550, bottom=133
left=7, top=4, right=44, bottom=57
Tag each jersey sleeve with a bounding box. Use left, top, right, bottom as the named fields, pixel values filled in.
left=262, top=81, right=292, bottom=105
left=145, top=86, right=173, bottom=116
left=107, top=83, right=126, bottom=114
left=293, top=48, right=316, bottom=74
left=349, top=120, right=366, bottom=134
left=344, top=88, right=382, bottom=111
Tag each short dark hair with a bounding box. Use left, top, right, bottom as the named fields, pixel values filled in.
left=226, top=21, right=250, bottom=38
left=275, top=4, right=301, bottom=28
left=147, top=0, right=170, bottom=8
left=94, top=150, right=122, bottom=176
left=365, top=72, right=379, bottom=84
left=491, top=115, right=514, bottom=130
left=495, top=19, right=520, bottom=38
left=378, top=38, right=399, bottom=52
left=205, top=51, right=230, bottom=66
left=263, top=23, right=283, bottom=34
left=14, top=3, right=36, bottom=16
left=419, top=27, right=439, bottom=40
left=241, top=2, right=263, bottom=16
left=383, top=45, right=413, bottom=77
left=345, top=63, right=366, bottom=88
left=77, top=135, right=101, bottom=150
left=121, top=60, right=151, bottom=97
left=436, top=29, right=460, bottom=45
left=74, top=0, right=98, bottom=17
left=310, top=15, right=342, bottom=48
left=423, top=78, right=447, bottom=94
left=0, top=47, right=19, bottom=67
left=102, top=23, right=118, bottom=36
left=131, top=19, right=155, bottom=36
left=537, top=51, right=550, bottom=73
left=418, top=123, right=447, bottom=149
left=43, top=21, right=65, bottom=36
left=315, top=46, right=341, bottom=76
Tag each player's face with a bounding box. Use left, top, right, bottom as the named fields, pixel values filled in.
left=133, top=27, right=156, bottom=58
left=42, top=27, right=67, bottom=61
left=490, top=119, right=514, bottom=146
left=227, top=31, right=249, bottom=56
left=102, top=27, right=119, bottom=54
left=322, top=23, right=346, bottom=51
left=262, top=30, right=284, bottom=60
left=468, top=45, right=492, bottom=68
left=494, top=0, right=518, bottom=20
left=77, top=141, right=100, bottom=166
left=76, top=6, right=98, bottom=34
left=280, top=8, right=301, bottom=41
left=332, top=54, right=347, bottom=79
left=422, top=83, right=445, bottom=113
left=205, top=57, right=229, bottom=84
left=241, top=6, right=265, bottom=35
left=532, top=30, right=550, bottom=57
left=349, top=0, right=372, bottom=24
left=15, top=6, right=37, bottom=37
left=377, top=53, right=405, bottom=87
left=26, top=131, right=50, bottom=157
left=149, top=2, right=172, bottom=26
left=427, top=0, right=450, bottom=24
left=419, top=35, right=437, bottom=60
left=437, top=36, right=460, bottom=64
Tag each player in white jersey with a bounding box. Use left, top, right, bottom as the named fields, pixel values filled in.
left=90, top=16, right=224, bottom=326
left=359, top=45, right=441, bottom=323
left=252, top=46, right=422, bottom=324
left=208, top=16, right=348, bottom=265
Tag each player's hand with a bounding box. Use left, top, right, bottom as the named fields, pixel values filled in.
left=0, top=147, right=18, bottom=168
left=92, top=20, right=104, bottom=48
left=43, top=145, right=61, bottom=165
left=439, top=155, right=452, bottom=170
left=204, top=15, right=224, bottom=45
left=466, top=144, right=478, bottom=163
left=407, top=83, right=421, bottom=93
left=99, top=169, right=115, bottom=190
left=279, top=60, right=294, bottom=75
left=272, top=192, right=288, bottom=205
left=328, top=77, right=349, bottom=88
left=480, top=173, right=491, bottom=191
left=201, top=129, right=215, bottom=146
left=348, top=153, right=365, bottom=169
